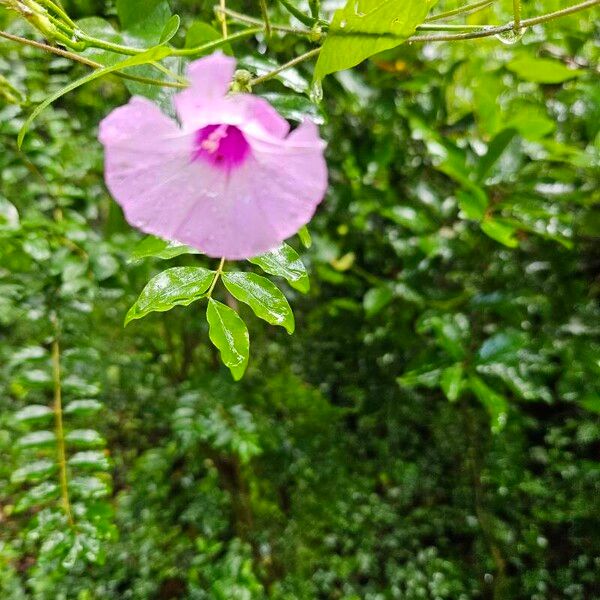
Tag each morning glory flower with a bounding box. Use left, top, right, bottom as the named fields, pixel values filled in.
left=99, top=52, right=327, bottom=260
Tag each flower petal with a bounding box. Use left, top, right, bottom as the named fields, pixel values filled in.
left=178, top=119, right=327, bottom=259
left=174, top=52, right=236, bottom=128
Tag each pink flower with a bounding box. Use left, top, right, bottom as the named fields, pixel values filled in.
left=99, top=52, right=327, bottom=260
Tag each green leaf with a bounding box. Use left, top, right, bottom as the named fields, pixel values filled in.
left=476, top=128, right=518, bottom=183
left=16, top=430, right=55, bottom=449
left=315, top=0, right=437, bottom=80
left=0, top=195, right=19, bottom=232
left=125, top=266, right=214, bottom=325
left=507, top=55, right=581, bottom=84
left=206, top=299, right=249, bottom=381
left=65, top=429, right=106, bottom=448
left=129, top=235, right=200, bottom=261
left=18, top=46, right=172, bottom=148
left=363, top=285, right=393, bottom=318
left=69, top=476, right=111, bottom=499
left=185, top=21, right=232, bottom=55
left=298, top=226, right=313, bottom=248
left=64, top=399, right=103, bottom=417
left=440, top=363, right=464, bottom=402
left=222, top=272, right=295, bottom=334
left=15, top=482, right=59, bottom=512
left=468, top=375, right=508, bottom=434
left=14, top=405, right=53, bottom=425
left=249, top=243, right=310, bottom=293
left=68, top=451, right=111, bottom=471
left=457, top=189, right=487, bottom=221
left=159, top=14, right=180, bottom=44
left=11, top=460, right=57, bottom=483
left=481, top=218, right=519, bottom=248
left=117, top=0, right=167, bottom=29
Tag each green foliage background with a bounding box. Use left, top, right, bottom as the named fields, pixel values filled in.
left=1, top=0, right=599, bottom=598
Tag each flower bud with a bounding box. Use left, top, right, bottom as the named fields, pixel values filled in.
left=231, top=69, right=253, bottom=93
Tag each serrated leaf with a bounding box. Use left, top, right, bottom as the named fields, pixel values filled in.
left=16, top=430, right=56, bottom=449
left=249, top=243, right=310, bottom=293
left=206, top=299, right=249, bottom=381
left=14, top=405, right=53, bottom=425
left=125, top=266, right=214, bottom=325
left=130, top=235, right=199, bottom=261
left=315, top=0, right=437, bottom=81
left=12, top=460, right=57, bottom=483
left=222, top=272, right=295, bottom=334
left=64, top=399, right=103, bottom=417
left=68, top=451, right=111, bottom=471
left=65, top=429, right=106, bottom=448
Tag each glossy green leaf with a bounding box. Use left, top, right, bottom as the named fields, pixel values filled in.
left=68, top=451, right=111, bottom=471
left=14, top=482, right=59, bottom=513
left=222, top=272, right=295, bottom=334
left=129, top=235, right=200, bottom=261
left=64, top=399, right=103, bottom=417
left=457, top=189, right=487, bottom=221
left=65, top=429, right=106, bottom=448
left=14, top=405, right=53, bottom=425
left=69, top=476, right=111, bottom=499
left=11, top=460, right=57, bottom=483
left=206, top=299, right=249, bottom=381
left=16, top=430, right=55, bottom=449
left=315, top=0, right=437, bottom=80
left=468, top=375, right=508, bottom=434
left=249, top=243, right=310, bottom=293
left=125, top=267, right=214, bottom=325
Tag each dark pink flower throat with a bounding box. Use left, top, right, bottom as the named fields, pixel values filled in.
left=192, top=124, right=250, bottom=170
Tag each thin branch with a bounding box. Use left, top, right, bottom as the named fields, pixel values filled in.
left=407, top=0, right=599, bottom=43
left=426, top=0, right=495, bottom=22
left=250, top=47, right=321, bottom=86
left=50, top=312, right=74, bottom=527
left=217, top=7, right=313, bottom=35
left=0, top=30, right=186, bottom=88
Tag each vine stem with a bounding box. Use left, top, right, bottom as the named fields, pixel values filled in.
left=250, top=47, right=321, bottom=86
left=50, top=312, right=74, bottom=527
left=0, top=30, right=186, bottom=88
left=513, top=0, right=522, bottom=32
left=406, top=0, right=599, bottom=42
left=207, top=257, right=226, bottom=298
left=425, top=0, right=495, bottom=22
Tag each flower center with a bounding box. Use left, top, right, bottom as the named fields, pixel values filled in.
left=192, top=124, right=250, bottom=170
